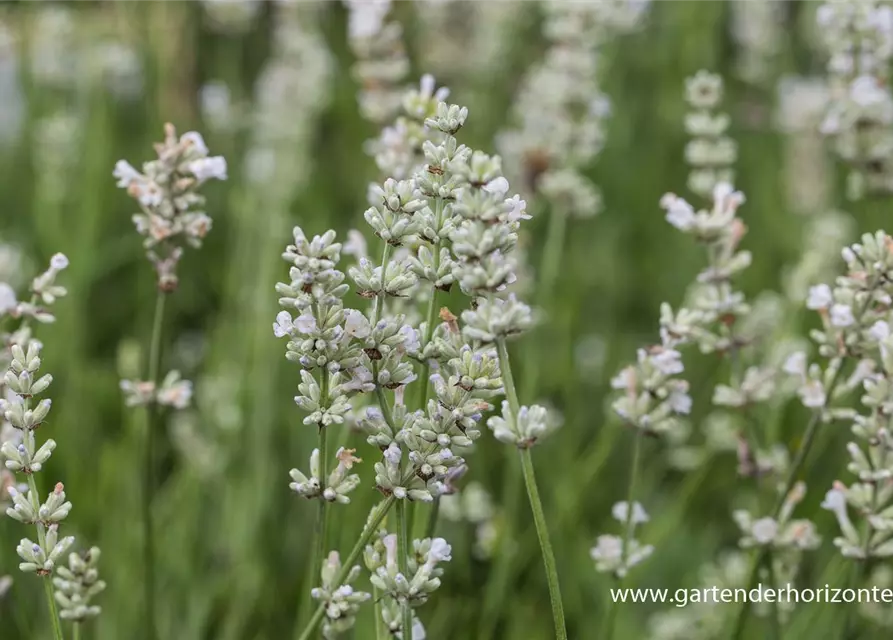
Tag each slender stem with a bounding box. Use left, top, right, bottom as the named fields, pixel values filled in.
left=424, top=497, right=440, bottom=540
left=73, top=622, right=81, bottom=640
left=297, top=497, right=396, bottom=640
left=765, top=554, right=782, bottom=640
left=480, top=207, right=568, bottom=638
left=604, top=429, right=643, bottom=640
left=396, top=499, right=413, bottom=639
left=142, top=290, right=166, bottom=640
left=27, top=473, right=64, bottom=640
left=373, top=586, right=385, bottom=640
left=312, top=422, right=328, bottom=596
left=518, top=449, right=566, bottom=640
left=496, top=337, right=567, bottom=640
left=42, top=575, right=64, bottom=640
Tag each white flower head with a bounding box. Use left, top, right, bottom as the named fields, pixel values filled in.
left=0, top=283, right=16, bottom=314
left=751, top=517, right=778, bottom=544
left=294, top=314, right=317, bottom=335
left=113, top=159, right=141, bottom=188
left=483, top=176, right=510, bottom=198
left=343, top=309, right=371, bottom=339
left=611, top=501, right=649, bottom=525
left=782, top=351, right=807, bottom=377
left=830, top=304, right=855, bottom=328
left=50, top=253, right=69, bottom=271
left=869, top=320, right=890, bottom=342
left=188, top=156, right=228, bottom=182
left=650, top=348, right=684, bottom=375
left=273, top=311, right=293, bottom=338
left=505, top=194, right=530, bottom=222
left=180, top=131, right=209, bottom=156
left=660, top=194, right=696, bottom=231
left=821, top=487, right=847, bottom=517
left=798, top=379, right=826, bottom=408
left=806, top=284, right=833, bottom=310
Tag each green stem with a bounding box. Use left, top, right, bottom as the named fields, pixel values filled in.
left=496, top=337, right=567, bottom=640
left=142, top=290, right=166, bottom=640
left=297, top=497, right=396, bottom=640
left=27, top=473, right=64, bottom=640
left=480, top=207, right=568, bottom=639
left=604, top=429, right=643, bottom=640
left=312, top=421, right=328, bottom=594
left=765, top=553, right=782, bottom=640
left=396, top=499, right=413, bottom=640
left=424, top=496, right=441, bottom=540
left=73, top=622, right=81, bottom=640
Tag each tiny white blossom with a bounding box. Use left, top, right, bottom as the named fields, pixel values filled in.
left=343, top=309, right=371, bottom=339
left=661, top=194, right=696, bottom=231
left=799, top=379, right=826, bottom=408
left=751, top=517, right=779, bottom=544
left=113, top=159, right=141, bottom=188
left=188, top=156, right=228, bottom=182
left=180, top=131, right=209, bottom=155
left=50, top=253, right=69, bottom=271
left=821, top=487, right=847, bottom=517
left=651, top=348, right=684, bottom=375
left=806, top=284, right=833, bottom=310
left=294, top=314, right=317, bottom=335
left=483, top=177, right=510, bottom=198
left=869, top=320, right=890, bottom=342
left=273, top=311, right=293, bottom=338
left=830, top=304, right=855, bottom=328
left=0, top=283, right=16, bottom=314
left=504, top=195, right=530, bottom=222
left=783, top=351, right=807, bottom=377
left=611, top=501, right=649, bottom=525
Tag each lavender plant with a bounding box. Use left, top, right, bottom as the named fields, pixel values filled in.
left=0, top=254, right=104, bottom=640
left=112, top=125, right=226, bottom=637
left=278, top=79, right=568, bottom=637
left=817, top=0, right=893, bottom=199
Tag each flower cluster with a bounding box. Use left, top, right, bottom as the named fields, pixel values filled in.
left=817, top=0, right=893, bottom=198
left=365, top=533, right=452, bottom=620
left=311, top=551, right=371, bottom=640
left=498, top=1, right=646, bottom=215
left=2, top=342, right=75, bottom=575
left=683, top=71, right=737, bottom=198
left=591, top=501, right=654, bottom=578
left=0, top=253, right=69, bottom=327
left=119, top=370, right=193, bottom=410
left=820, top=306, right=893, bottom=559
left=733, top=483, right=821, bottom=552
left=365, top=74, right=449, bottom=180
left=54, top=547, right=106, bottom=621
left=783, top=231, right=893, bottom=415
left=659, top=184, right=755, bottom=355
left=113, top=124, right=226, bottom=289
left=610, top=346, right=691, bottom=435
left=346, top=0, right=409, bottom=126
left=290, top=447, right=362, bottom=504
left=245, top=1, right=332, bottom=193
left=730, top=0, right=784, bottom=86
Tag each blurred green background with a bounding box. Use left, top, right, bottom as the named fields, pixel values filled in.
left=0, top=1, right=888, bottom=638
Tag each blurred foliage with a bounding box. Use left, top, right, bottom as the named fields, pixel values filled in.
left=0, top=1, right=888, bottom=639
